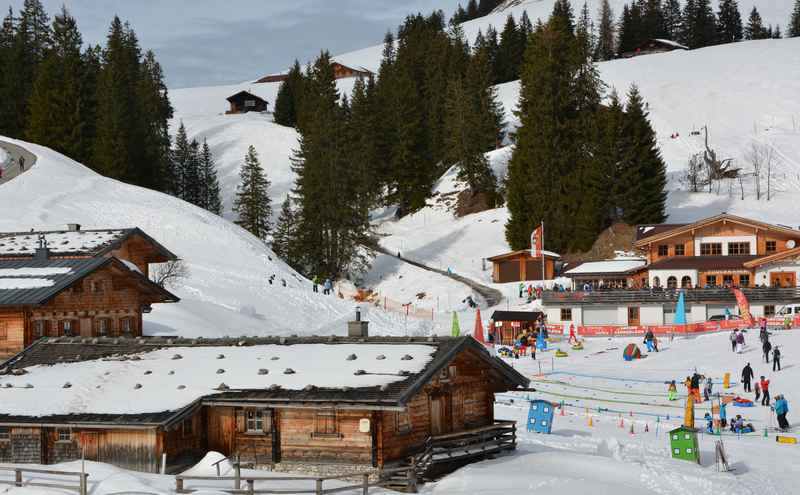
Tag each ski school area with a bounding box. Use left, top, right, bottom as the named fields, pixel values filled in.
left=480, top=325, right=800, bottom=494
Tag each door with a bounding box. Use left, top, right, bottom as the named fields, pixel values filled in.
left=80, top=318, right=92, bottom=337
left=429, top=395, right=450, bottom=436
left=770, top=272, right=796, bottom=287
left=82, top=432, right=100, bottom=461
left=628, top=307, right=640, bottom=326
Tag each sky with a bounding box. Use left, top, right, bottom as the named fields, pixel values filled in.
left=8, top=0, right=464, bottom=89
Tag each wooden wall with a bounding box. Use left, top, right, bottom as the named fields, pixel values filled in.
left=38, top=427, right=161, bottom=473
left=206, top=406, right=274, bottom=466
left=109, top=235, right=164, bottom=278
left=0, top=310, right=26, bottom=358
left=279, top=409, right=372, bottom=465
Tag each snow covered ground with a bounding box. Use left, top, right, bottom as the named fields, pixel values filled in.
left=0, top=136, right=439, bottom=338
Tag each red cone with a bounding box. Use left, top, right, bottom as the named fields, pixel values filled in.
left=473, top=309, right=485, bottom=344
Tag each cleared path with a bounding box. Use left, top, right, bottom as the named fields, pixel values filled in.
left=0, top=139, right=36, bottom=185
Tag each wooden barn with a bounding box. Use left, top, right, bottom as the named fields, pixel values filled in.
left=622, top=38, right=689, bottom=58
left=0, top=226, right=179, bottom=358
left=487, top=249, right=560, bottom=283
left=489, top=310, right=545, bottom=346
left=225, top=91, right=269, bottom=114
left=256, top=62, right=373, bottom=84
left=0, top=333, right=528, bottom=488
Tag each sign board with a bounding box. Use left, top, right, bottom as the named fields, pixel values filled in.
left=359, top=418, right=371, bottom=433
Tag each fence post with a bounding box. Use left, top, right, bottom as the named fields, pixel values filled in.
left=234, top=454, right=241, bottom=490
left=362, top=473, right=370, bottom=495
left=407, top=467, right=418, bottom=493
left=247, top=479, right=254, bottom=495
left=14, top=469, right=22, bottom=487
left=80, top=473, right=88, bottom=495
left=315, top=479, right=323, bottom=495
left=176, top=477, right=184, bottom=493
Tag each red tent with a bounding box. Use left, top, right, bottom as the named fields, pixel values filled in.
left=473, top=309, right=485, bottom=344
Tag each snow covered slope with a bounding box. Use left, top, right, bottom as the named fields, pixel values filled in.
left=0, top=137, right=432, bottom=337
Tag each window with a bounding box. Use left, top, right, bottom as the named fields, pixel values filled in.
left=667, top=276, right=678, bottom=289
left=727, top=242, right=750, bottom=255
left=739, top=274, right=750, bottom=287
left=182, top=418, right=193, bottom=438
left=765, top=305, right=776, bottom=317
left=700, top=243, right=722, bottom=255
left=61, top=320, right=74, bottom=336
left=0, top=322, right=6, bottom=341
left=766, top=241, right=777, bottom=253
left=245, top=99, right=256, bottom=108
left=705, top=275, right=717, bottom=287
left=0, top=426, right=9, bottom=441
left=723, top=275, right=734, bottom=287
left=246, top=409, right=269, bottom=434
left=96, top=319, right=109, bottom=336
left=674, top=244, right=685, bottom=256
left=395, top=410, right=411, bottom=433
left=57, top=429, right=71, bottom=442
left=681, top=276, right=692, bottom=288
left=658, top=245, right=669, bottom=256
left=560, top=308, right=572, bottom=321
left=34, top=320, right=46, bottom=338
left=653, top=276, right=661, bottom=288
left=120, top=318, right=133, bottom=335
left=627, top=307, right=639, bottom=320
left=91, top=280, right=103, bottom=293
left=314, top=410, right=337, bottom=437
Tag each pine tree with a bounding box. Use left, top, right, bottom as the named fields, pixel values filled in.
left=26, top=6, right=83, bottom=159
left=199, top=139, right=223, bottom=215
left=682, top=0, right=717, bottom=48
left=593, top=89, right=626, bottom=224
left=171, top=121, right=192, bottom=199
left=577, top=2, right=596, bottom=58
left=466, top=0, right=479, bottom=20
left=790, top=0, right=800, bottom=37
left=619, top=85, right=667, bottom=224
left=595, top=0, right=616, bottom=60
left=773, top=25, right=782, bottom=38
left=641, top=0, right=667, bottom=40
left=618, top=3, right=643, bottom=54
left=77, top=44, right=101, bottom=166
left=716, top=0, right=743, bottom=43
left=744, top=6, right=768, bottom=39
left=478, top=0, right=498, bottom=16
left=136, top=49, right=173, bottom=191
left=233, top=145, right=272, bottom=240
left=271, top=196, right=297, bottom=262
left=273, top=60, right=303, bottom=127
left=348, top=76, right=383, bottom=208
left=495, top=14, right=519, bottom=83
left=662, top=0, right=684, bottom=41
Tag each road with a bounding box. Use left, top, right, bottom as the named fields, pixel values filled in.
left=0, top=139, right=36, bottom=185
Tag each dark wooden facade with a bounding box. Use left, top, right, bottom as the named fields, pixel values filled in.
left=487, top=250, right=559, bottom=283
left=225, top=91, right=269, bottom=114
left=622, top=39, right=688, bottom=58
left=0, top=336, right=527, bottom=475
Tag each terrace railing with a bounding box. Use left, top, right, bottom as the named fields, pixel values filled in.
left=542, top=287, right=800, bottom=305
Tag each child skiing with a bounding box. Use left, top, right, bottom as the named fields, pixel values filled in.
left=703, top=377, right=713, bottom=401
left=760, top=376, right=771, bottom=406
left=667, top=380, right=678, bottom=401
left=704, top=412, right=714, bottom=433
left=773, top=347, right=782, bottom=372
left=755, top=380, right=761, bottom=403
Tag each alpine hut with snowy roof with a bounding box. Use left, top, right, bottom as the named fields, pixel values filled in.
left=0, top=332, right=528, bottom=484
left=0, top=225, right=179, bottom=357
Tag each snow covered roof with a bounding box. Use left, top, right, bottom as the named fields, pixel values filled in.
left=564, top=260, right=646, bottom=276
left=0, top=336, right=528, bottom=423
left=0, top=257, right=178, bottom=306
left=0, top=227, right=177, bottom=260
left=487, top=249, right=561, bottom=261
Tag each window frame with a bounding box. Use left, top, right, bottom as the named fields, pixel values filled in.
left=705, top=275, right=717, bottom=287
left=57, top=428, right=72, bottom=442
left=766, top=241, right=777, bottom=253
left=245, top=409, right=269, bottom=434
left=727, top=242, right=751, bottom=256
left=96, top=318, right=110, bottom=336
left=765, top=305, right=776, bottom=317
left=739, top=274, right=750, bottom=287
left=560, top=308, right=572, bottom=321
left=395, top=410, right=412, bottom=434
left=700, top=243, right=722, bottom=256
left=34, top=320, right=46, bottom=338
left=657, top=245, right=669, bottom=256
left=313, top=410, right=339, bottom=438
left=0, top=426, right=9, bottom=442
left=674, top=244, right=685, bottom=256
left=61, top=320, right=74, bottom=336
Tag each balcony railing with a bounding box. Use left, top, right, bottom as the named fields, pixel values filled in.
left=542, top=287, right=800, bottom=305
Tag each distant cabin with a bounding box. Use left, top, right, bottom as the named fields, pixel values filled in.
left=256, top=62, right=373, bottom=84
left=226, top=90, right=268, bottom=114
left=622, top=39, right=689, bottom=58
left=487, top=250, right=560, bottom=283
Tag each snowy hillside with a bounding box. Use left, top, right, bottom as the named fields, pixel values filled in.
left=0, top=137, right=434, bottom=337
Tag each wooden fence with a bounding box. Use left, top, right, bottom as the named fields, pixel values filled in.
left=0, top=465, right=88, bottom=495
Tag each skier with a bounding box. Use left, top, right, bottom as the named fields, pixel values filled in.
left=644, top=329, right=655, bottom=352
left=568, top=324, right=577, bottom=344
left=690, top=372, right=702, bottom=403
left=323, top=278, right=332, bottom=295
left=518, top=282, right=524, bottom=298
left=730, top=329, right=738, bottom=352
left=18, top=156, right=24, bottom=172
left=667, top=380, right=678, bottom=401
left=774, top=394, right=790, bottom=431
left=763, top=339, right=773, bottom=363
left=773, top=346, right=782, bottom=372
left=741, top=362, right=754, bottom=392
left=704, top=412, right=714, bottom=433
left=760, top=376, right=771, bottom=406
left=755, top=380, right=761, bottom=403
left=312, top=276, right=320, bottom=293
left=703, top=376, right=713, bottom=401
left=719, top=401, right=728, bottom=428
left=736, top=330, right=745, bottom=353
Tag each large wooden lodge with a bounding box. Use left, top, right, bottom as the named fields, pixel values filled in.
left=0, top=226, right=179, bottom=358
left=0, top=333, right=527, bottom=484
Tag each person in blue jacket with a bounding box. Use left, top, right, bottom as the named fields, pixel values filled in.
left=774, top=395, right=790, bottom=430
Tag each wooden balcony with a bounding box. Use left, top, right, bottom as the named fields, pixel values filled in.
left=542, top=287, right=800, bottom=306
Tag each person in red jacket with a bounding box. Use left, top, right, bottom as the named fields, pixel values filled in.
left=760, top=376, right=771, bottom=406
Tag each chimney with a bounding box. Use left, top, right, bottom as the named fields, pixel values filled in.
left=347, top=306, right=369, bottom=337
left=35, top=234, right=49, bottom=261
left=67, top=223, right=81, bottom=232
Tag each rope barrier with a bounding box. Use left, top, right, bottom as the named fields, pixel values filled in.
left=543, top=370, right=727, bottom=386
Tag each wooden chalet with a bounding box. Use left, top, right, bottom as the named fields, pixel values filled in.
left=226, top=91, right=268, bottom=114
left=0, top=226, right=179, bottom=358
left=256, top=62, right=373, bottom=84
left=622, top=38, right=689, bottom=58
left=0, top=334, right=528, bottom=488
left=489, top=310, right=544, bottom=346
left=487, top=250, right=560, bottom=283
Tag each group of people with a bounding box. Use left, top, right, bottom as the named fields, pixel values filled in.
left=758, top=321, right=782, bottom=371
left=512, top=322, right=549, bottom=360
left=311, top=276, right=333, bottom=295
left=742, top=360, right=791, bottom=430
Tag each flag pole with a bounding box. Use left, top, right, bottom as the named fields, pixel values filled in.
left=540, top=220, right=546, bottom=287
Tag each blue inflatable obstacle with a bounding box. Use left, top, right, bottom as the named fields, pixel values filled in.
left=527, top=399, right=555, bottom=434
left=537, top=331, right=547, bottom=351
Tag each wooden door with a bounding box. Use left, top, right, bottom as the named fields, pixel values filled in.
left=628, top=307, right=640, bottom=326
left=771, top=272, right=796, bottom=288
left=80, top=318, right=92, bottom=337
left=82, top=432, right=100, bottom=461
left=429, top=396, right=448, bottom=436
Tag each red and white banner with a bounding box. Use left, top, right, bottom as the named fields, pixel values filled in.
left=530, top=224, right=543, bottom=257
left=732, top=288, right=755, bottom=326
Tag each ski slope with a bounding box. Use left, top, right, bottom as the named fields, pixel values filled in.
left=0, top=136, right=436, bottom=338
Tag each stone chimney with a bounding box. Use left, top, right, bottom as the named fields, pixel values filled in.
left=67, top=223, right=81, bottom=232
left=34, top=234, right=49, bottom=261
left=347, top=306, right=369, bottom=338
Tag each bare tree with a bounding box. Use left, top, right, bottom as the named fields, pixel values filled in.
left=746, top=141, right=778, bottom=201
left=150, top=259, right=189, bottom=289
left=683, top=153, right=704, bottom=193
left=702, top=126, right=739, bottom=193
